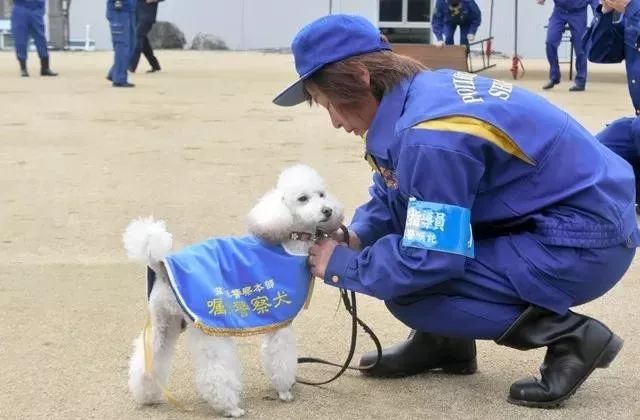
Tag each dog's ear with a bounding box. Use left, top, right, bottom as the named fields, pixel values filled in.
left=247, top=189, right=293, bottom=243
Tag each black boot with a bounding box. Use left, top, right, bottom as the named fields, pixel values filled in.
left=147, top=56, right=161, bottom=73
left=359, top=330, right=477, bottom=378
left=40, top=57, right=58, bottom=76
left=542, top=80, right=559, bottom=90
left=569, top=84, right=585, bottom=92
left=496, top=306, right=623, bottom=408
left=19, top=60, right=29, bottom=77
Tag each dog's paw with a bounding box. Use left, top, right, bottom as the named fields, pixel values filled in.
left=129, top=374, right=165, bottom=405
left=223, top=407, right=245, bottom=418
left=278, top=390, right=294, bottom=402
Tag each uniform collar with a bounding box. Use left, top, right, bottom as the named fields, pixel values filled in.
left=365, top=76, right=414, bottom=157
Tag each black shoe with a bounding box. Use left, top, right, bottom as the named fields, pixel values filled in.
left=106, top=75, right=113, bottom=82
left=113, top=82, right=135, bottom=88
left=40, top=57, right=58, bottom=76
left=359, top=330, right=477, bottom=378
left=496, top=306, right=623, bottom=408
left=569, top=85, right=585, bottom=92
left=148, top=57, right=161, bottom=73
left=542, top=80, right=559, bottom=90
left=19, top=60, right=29, bottom=77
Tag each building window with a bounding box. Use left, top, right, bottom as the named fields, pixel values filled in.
left=379, top=0, right=431, bottom=43
left=407, top=0, right=429, bottom=22
left=379, top=0, right=403, bottom=23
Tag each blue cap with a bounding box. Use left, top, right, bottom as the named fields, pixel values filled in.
left=273, top=14, right=391, bottom=107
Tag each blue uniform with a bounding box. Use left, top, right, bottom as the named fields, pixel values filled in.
left=162, top=236, right=311, bottom=336
left=596, top=116, right=640, bottom=203
left=324, top=70, right=639, bottom=339
left=586, top=1, right=640, bottom=114
left=10, top=0, right=49, bottom=62
left=432, top=0, right=481, bottom=46
left=545, top=0, right=599, bottom=87
left=106, top=0, right=136, bottom=85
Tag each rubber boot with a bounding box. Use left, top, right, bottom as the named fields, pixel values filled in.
left=359, top=330, right=477, bottom=378
left=496, top=306, right=623, bottom=408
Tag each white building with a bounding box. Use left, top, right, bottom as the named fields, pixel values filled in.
left=63, top=0, right=585, bottom=60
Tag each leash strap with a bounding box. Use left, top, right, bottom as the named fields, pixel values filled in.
left=296, top=225, right=383, bottom=386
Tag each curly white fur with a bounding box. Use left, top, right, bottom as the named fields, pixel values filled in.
left=124, top=164, right=343, bottom=417
left=123, top=217, right=173, bottom=263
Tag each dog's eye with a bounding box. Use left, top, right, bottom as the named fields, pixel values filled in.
left=297, top=195, right=309, bottom=203
left=319, top=192, right=325, bottom=198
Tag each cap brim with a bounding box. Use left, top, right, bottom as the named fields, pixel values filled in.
left=273, top=78, right=307, bottom=107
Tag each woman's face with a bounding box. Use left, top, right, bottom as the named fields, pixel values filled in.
left=306, top=83, right=378, bottom=138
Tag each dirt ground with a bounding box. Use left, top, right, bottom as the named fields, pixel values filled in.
left=0, top=50, right=638, bottom=419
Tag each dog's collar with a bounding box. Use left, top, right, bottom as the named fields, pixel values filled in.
left=288, top=230, right=328, bottom=242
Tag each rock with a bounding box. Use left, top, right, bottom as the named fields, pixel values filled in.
left=148, top=21, right=186, bottom=49
left=190, top=33, right=228, bottom=51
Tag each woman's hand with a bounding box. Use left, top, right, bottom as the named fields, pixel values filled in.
left=603, top=0, right=630, bottom=13
left=308, top=238, right=339, bottom=279
left=330, top=228, right=362, bottom=251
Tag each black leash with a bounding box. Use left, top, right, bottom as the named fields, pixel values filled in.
left=296, top=225, right=383, bottom=386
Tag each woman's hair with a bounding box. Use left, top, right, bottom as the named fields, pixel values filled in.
left=304, top=48, right=426, bottom=106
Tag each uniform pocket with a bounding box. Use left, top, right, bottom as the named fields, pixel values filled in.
left=110, top=22, right=125, bottom=43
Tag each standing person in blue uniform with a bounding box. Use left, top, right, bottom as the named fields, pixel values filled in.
left=274, top=14, right=639, bottom=408
left=106, top=0, right=136, bottom=88
left=431, top=0, right=481, bottom=47
left=129, top=0, right=163, bottom=73
left=586, top=0, right=640, bottom=114
left=596, top=116, right=640, bottom=213
left=538, top=0, right=599, bottom=91
left=10, top=0, right=58, bottom=77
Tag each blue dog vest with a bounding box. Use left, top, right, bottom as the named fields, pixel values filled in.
left=161, top=236, right=311, bottom=336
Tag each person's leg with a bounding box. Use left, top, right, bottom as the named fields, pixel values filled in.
left=492, top=235, right=632, bottom=407
left=107, top=10, right=133, bottom=86
left=444, top=24, right=456, bottom=45
left=129, top=30, right=143, bottom=72
left=544, top=11, right=565, bottom=89
left=142, top=35, right=160, bottom=71
left=365, top=232, right=633, bottom=407
left=129, top=1, right=147, bottom=72
left=10, top=4, right=29, bottom=76
left=28, top=7, right=57, bottom=76
left=128, top=10, right=137, bottom=73
left=361, top=235, right=526, bottom=378
left=141, top=3, right=160, bottom=71
left=567, top=9, right=588, bottom=90
left=459, top=24, right=470, bottom=46
left=383, top=235, right=529, bottom=339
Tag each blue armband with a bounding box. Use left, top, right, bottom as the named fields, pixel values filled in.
left=402, top=198, right=474, bottom=257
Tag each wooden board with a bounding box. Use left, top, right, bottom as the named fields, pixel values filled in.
left=392, top=43, right=468, bottom=72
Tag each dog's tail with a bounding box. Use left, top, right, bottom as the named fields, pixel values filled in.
left=123, top=216, right=173, bottom=264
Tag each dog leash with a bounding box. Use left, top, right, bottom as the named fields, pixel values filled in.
left=296, top=225, right=383, bottom=386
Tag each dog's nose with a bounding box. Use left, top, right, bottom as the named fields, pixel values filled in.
left=322, top=207, right=333, bottom=218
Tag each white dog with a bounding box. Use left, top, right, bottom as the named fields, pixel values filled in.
left=123, top=165, right=344, bottom=417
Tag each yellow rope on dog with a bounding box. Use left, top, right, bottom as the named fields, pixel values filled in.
left=142, top=313, right=192, bottom=411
